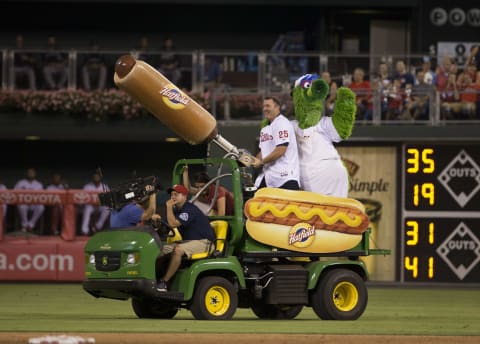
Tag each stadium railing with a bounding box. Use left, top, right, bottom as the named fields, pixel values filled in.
left=1, top=49, right=479, bottom=125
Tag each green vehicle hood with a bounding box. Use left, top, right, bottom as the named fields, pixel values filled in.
left=84, top=227, right=161, bottom=253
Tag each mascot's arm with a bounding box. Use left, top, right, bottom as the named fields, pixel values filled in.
left=332, top=87, right=356, bottom=139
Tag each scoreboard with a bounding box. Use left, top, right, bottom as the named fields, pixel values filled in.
left=400, top=144, right=480, bottom=283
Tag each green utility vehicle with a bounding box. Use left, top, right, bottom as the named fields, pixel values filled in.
left=83, top=157, right=390, bottom=320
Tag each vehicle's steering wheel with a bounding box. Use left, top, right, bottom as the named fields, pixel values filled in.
left=154, top=217, right=176, bottom=238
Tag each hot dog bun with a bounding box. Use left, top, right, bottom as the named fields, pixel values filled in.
left=114, top=55, right=218, bottom=145
left=244, top=188, right=370, bottom=253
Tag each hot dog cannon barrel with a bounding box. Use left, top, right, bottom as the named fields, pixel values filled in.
left=114, top=55, right=255, bottom=165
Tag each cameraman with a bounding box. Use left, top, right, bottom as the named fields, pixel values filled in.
left=109, top=185, right=156, bottom=228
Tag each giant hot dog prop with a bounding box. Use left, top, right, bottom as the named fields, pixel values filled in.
left=114, top=55, right=256, bottom=166
left=244, top=188, right=370, bottom=253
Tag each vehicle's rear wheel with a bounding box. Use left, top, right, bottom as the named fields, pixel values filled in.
left=131, top=298, right=178, bottom=319
left=310, top=268, right=367, bottom=320
left=251, top=303, right=303, bottom=319
left=190, top=276, right=238, bottom=320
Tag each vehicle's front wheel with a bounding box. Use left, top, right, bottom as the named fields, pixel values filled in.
left=310, top=268, right=367, bottom=320
left=131, top=298, right=178, bottom=319
left=251, top=303, right=303, bottom=319
left=190, top=276, right=238, bottom=320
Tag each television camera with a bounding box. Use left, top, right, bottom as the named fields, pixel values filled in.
left=98, top=176, right=158, bottom=210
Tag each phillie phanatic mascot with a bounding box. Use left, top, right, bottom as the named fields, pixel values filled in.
left=290, top=74, right=356, bottom=197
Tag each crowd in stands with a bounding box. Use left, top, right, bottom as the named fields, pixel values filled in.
left=10, top=34, right=191, bottom=91
left=338, top=51, right=480, bottom=121
left=4, top=34, right=480, bottom=121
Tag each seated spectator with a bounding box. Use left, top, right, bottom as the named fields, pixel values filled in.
left=136, top=36, right=156, bottom=66
left=182, top=166, right=234, bottom=216
left=13, top=34, right=37, bottom=90
left=81, top=172, right=110, bottom=235
left=157, top=37, right=182, bottom=85
left=347, top=67, right=373, bottom=120
left=393, top=60, right=415, bottom=89
left=418, top=58, right=436, bottom=86
left=46, top=172, right=68, bottom=235
left=376, top=62, right=392, bottom=87
left=407, top=70, right=433, bottom=120
left=457, top=62, right=477, bottom=86
left=321, top=71, right=338, bottom=116
left=374, top=62, right=392, bottom=118
left=457, top=67, right=479, bottom=119
left=435, top=55, right=457, bottom=93
left=439, top=73, right=461, bottom=120
left=42, top=35, right=68, bottom=90
left=385, top=79, right=406, bottom=120
left=14, top=168, right=44, bottom=233
left=467, top=45, right=480, bottom=71
left=0, top=180, right=6, bottom=223
left=202, top=56, right=222, bottom=91
left=81, top=41, right=107, bottom=91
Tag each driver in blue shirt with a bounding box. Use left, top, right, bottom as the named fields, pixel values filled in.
left=154, top=184, right=214, bottom=292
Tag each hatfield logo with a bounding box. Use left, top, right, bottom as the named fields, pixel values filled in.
left=0, top=192, right=17, bottom=204
left=288, top=223, right=315, bottom=248
left=436, top=222, right=480, bottom=280
left=159, top=84, right=190, bottom=110
left=437, top=150, right=480, bottom=207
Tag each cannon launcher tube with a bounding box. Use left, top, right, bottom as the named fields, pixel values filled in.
left=114, top=55, right=255, bottom=165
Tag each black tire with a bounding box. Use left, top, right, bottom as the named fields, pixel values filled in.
left=190, top=276, right=238, bottom=320
left=131, top=298, right=178, bottom=319
left=251, top=303, right=303, bottom=319
left=310, top=268, right=367, bottom=320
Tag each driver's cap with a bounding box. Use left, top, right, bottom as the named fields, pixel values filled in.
left=167, top=184, right=189, bottom=196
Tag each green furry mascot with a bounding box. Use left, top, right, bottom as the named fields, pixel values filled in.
left=290, top=73, right=356, bottom=197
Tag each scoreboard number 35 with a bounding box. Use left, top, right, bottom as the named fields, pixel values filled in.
left=407, top=148, right=435, bottom=207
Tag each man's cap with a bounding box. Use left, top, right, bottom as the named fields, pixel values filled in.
left=167, top=184, right=189, bottom=196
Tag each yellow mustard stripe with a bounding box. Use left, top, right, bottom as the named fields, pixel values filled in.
left=249, top=202, right=363, bottom=227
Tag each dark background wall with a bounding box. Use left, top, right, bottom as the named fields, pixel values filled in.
left=0, top=0, right=414, bottom=51
left=0, top=140, right=206, bottom=189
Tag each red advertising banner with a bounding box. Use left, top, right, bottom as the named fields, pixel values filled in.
left=0, top=237, right=88, bottom=281
left=0, top=190, right=100, bottom=281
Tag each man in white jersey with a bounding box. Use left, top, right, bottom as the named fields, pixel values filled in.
left=81, top=172, right=110, bottom=235
left=46, top=172, right=68, bottom=235
left=253, top=96, right=300, bottom=190
left=14, top=168, right=45, bottom=232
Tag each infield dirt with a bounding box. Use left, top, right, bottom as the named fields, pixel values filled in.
left=0, top=333, right=478, bottom=344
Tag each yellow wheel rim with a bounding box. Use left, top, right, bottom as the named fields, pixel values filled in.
left=332, top=281, right=358, bottom=312
left=204, top=286, right=231, bottom=316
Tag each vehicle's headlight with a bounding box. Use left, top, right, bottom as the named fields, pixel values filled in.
left=126, top=253, right=139, bottom=264
left=89, top=254, right=95, bottom=265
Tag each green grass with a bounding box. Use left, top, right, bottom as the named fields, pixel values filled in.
left=0, top=283, right=479, bottom=335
